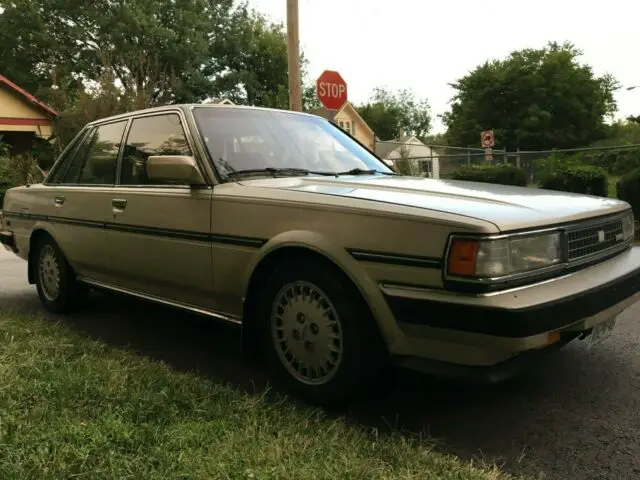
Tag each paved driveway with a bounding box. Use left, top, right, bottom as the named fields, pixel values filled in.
left=1, top=248, right=639, bottom=479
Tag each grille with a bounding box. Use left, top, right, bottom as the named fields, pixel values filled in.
left=566, top=217, right=624, bottom=261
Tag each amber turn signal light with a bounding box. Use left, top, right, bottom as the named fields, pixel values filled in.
left=448, top=239, right=479, bottom=276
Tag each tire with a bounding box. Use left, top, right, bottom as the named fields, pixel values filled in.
left=32, top=235, right=90, bottom=313
left=257, top=259, right=388, bottom=406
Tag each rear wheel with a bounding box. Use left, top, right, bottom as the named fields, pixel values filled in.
left=33, top=236, right=89, bottom=313
left=258, top=260, right=388, bottom=406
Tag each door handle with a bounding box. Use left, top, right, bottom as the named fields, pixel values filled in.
left=54, top=195, right=65, bottom=205
left=111, top=198, right=127, bottom=209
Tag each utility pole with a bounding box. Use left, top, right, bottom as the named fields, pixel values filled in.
left=287, top=0, right=302, bottom=111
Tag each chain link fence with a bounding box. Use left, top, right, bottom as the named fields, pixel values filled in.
left=378, top=141, right=640, bottom=186
left=514, top=144, right=640, bottom=185
left=374, top=140, right=507, bottom=179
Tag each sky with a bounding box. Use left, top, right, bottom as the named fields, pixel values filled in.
left=248, top=0, right=640, bottom=134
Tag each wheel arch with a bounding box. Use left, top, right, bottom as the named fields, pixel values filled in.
left=241, top=231, right=401, bottom=356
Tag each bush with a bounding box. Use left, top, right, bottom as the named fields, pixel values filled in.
left=0, top=154, right=44, bottom=187
left=447, top=164, right=527, bottom=187
left=617, top=167, right=640, bottom=218
left=538, top=164, right=608, bottom=197
left=576, top=149, right=640, bottom=176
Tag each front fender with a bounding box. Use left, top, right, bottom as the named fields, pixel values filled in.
left=243, top=229, right=404, bottom=347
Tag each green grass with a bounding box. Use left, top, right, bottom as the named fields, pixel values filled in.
left=0, top=308, right=511, bottom=480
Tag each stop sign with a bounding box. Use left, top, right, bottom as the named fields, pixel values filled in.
left=316, top=70, right=348, bottom=110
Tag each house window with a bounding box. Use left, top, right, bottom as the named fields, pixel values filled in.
left=339, top=121, right=344, bottom=128
left=345, top=122, right=350, bottom=134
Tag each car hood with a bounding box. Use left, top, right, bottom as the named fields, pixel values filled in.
left=240, top=175, right=628, bottom=231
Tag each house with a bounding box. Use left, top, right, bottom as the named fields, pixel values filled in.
left=310, top=102, right=375, bottom=151
left=0, top=74, right=58, bottom=154
left=201, top=97, right=235, bottom=105
left=375, top=132, right=441, bottom=179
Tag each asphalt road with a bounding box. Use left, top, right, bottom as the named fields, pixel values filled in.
left=1, top=247, right=640, bottom=480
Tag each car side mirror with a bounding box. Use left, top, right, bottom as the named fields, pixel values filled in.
left=146, top=155, right=206, bottom=186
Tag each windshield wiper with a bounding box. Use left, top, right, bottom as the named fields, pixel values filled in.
left=226, top=167, right=325, bottom=178
left=333, top=168, right=397, bottom=176
left=226, top=167, right=397, bottom=179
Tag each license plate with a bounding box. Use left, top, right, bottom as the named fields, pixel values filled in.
left=585, top=316, right=617, bottom=348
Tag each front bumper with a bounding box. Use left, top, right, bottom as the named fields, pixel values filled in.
left=384, top=246, right=640, bottom=370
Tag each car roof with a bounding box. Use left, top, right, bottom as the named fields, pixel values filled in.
left=85, top=103, right=321, bottom=127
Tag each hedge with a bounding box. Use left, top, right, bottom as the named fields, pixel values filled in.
left=447, top=164, right=527, bottom=187
left=575, top=149, right=640, bottom=176
left=617, top=167, right=640, bottom=218
left=538, top=164, right=608, bottom=197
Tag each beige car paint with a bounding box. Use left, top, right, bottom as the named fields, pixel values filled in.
left=2, top=104, right=639, bottom=375
left=104, top=186, right=218, bottom=312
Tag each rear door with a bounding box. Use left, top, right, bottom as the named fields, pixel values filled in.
left=106, top=111, right=216, bottom=310
left=42, top=119, right=128, bottom=282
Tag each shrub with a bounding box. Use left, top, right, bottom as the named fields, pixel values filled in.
left=538, top=164, right=608, bottom=197
left=447, top=164, right=527, bottom=187
left=0, top=154, right=44, bottom=187
left=577, top=149, right=640, bottom=176
left=617, top=167, right=640, bottom=218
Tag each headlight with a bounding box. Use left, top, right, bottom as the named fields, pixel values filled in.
left=447, top=232, right=562, bottom=280
left=622, top=211, right=635, bottom=242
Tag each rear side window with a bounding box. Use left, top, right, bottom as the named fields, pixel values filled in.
left=47, top=128, right=92, bottom=184
left=62, top=120, right=127, bottom=185
left=120, top=113, right=192, bottom=185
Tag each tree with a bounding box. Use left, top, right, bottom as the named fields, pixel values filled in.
left=442, top=42, right=618, bottom=150
left=211, top=5, right=288, bottom=108
left=421, top=132, right=447, bottom=145
left=52, top=70, right=139, bottom=149
left=0, top=0, right=291, bottom=109
left=356, top=87, right=431, bottom=140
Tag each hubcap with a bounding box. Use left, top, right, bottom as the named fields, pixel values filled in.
left=271, top=281, right=343, bottom=386
left=38, top=245, right=61, bottom=301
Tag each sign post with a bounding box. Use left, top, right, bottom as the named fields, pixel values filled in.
left=481, top=130, right=495, bottom=162
left=316, top=70, right=348, bottom=119
left=286, top=0, right=302, bottom=111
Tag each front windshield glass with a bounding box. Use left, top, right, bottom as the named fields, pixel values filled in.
left=191, top=106, right=394, bottom=178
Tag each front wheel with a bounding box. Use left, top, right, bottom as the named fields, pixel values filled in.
left=258, top=260, right=388, bottom=406
left=33, top=236, right=89, bottom=313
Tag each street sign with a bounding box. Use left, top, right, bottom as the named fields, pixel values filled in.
left=481, top=130, right=495, bottom=148
left=316, top=70, right=348, bottom=111
left=484, top=147, right=493, bottom=162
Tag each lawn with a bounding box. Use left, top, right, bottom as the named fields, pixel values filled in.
left=0, top=308, right=512, bottom=480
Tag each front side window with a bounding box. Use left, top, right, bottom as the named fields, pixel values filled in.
left=192, top=107, right=393, bottom=178
left=62, top=120, right=127, bottom=185
left=120, top=113, right=192, bottom=185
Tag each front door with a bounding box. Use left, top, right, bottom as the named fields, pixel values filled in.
left=106, top=111, right=216, bottom=310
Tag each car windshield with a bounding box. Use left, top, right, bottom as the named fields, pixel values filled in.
left=191, top=106, right=395, bottom=179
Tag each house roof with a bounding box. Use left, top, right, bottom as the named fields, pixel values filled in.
left=374, top=141, right=398, bottom=159
left=202, top=97, right=235, bottom=105
left=310, top=102, right=374, bottom=136
left=0, top=74, right=58, bottom=117
left=374, top=135, right=415, bottom=158
left=375, top=135, right=433, bottom=159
